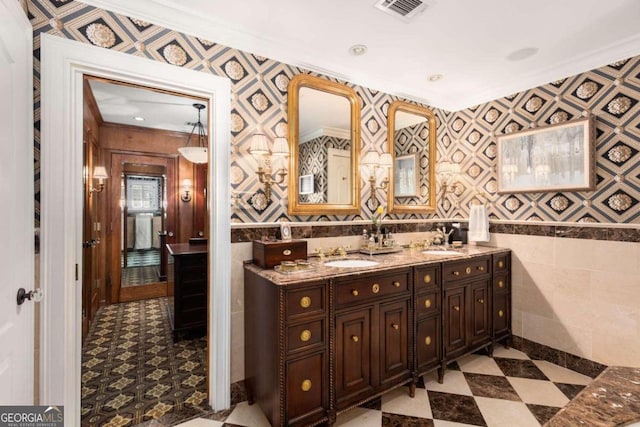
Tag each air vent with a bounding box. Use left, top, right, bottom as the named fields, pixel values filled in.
left=374, top=0, right=428, bottom=21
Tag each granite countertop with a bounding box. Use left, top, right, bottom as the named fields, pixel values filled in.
left=245, top=245, right=510, bottom=285
left=546, top=366, right=640, bottom=426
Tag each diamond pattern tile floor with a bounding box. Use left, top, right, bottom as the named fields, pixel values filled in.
left=174, top=348, right=591, bottom=427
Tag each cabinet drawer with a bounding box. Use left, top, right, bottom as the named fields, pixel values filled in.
left=180, top=265, right=207, bottom=282
left=287, top=319, right=325, bottom=355
left=286, top=352, right=326, bottom=424
left=286, top=284, right=326, bottom=320
left=415, top=265, right=440, bottom=292
left=417, top=316, right=440, bottom=371
left=416, top=291, right=439, bottom=318
left=443, top=256, right=490, bottom=284
left=494, top=253, right=510, bottom=273
left=335, top=269, right=410, bottom=307
left=493, top=273, right=509, bottom=292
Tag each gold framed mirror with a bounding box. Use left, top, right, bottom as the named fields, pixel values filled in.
left=387, top=101, right=437, bottom=214
left=288, top=74, right=360, bottom=215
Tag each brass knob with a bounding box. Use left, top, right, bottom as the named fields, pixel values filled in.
left=498, top=260, right=504, bottom=268
left=453, top=305, right=460, bottom=312
left=351, top=289, right=359, bottom=296
left=392, top=323, right=399, bottom=330
left=393, top=281, right=401, bottom=288
left=477, top=266, right=485, bottom=272
left=465, top=267, right=472, bottom=274
left=372, top=283, right=380, bottom=293
left=498, top=280, right=504, bottom=288
left=301, top=379, right=312, bottom=392
left=498, top=310, right=504, bottom=317
left=424, top=298, right=432, bottom=308
left=283, top=249, right=292, bottom=256
left=300, top=296, right=311, bottom=308
left=477, top=298, right=484, bottom=304
left=423, top=274, right=432, bottom=284
left=351, top=335, right=359, bottom=342
left=425, top=336, right=432, bottom=346
left=300, top=330, right=311, bottom=342
left=453, top=271, right=460, bottom=276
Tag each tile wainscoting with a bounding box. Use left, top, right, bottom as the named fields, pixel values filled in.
left=230, top=221, right=639, bottom=383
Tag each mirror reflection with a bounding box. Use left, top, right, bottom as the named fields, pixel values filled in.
left=387, top=101, right=437, bottom=213
left=288, top=75, right=360, bottom=215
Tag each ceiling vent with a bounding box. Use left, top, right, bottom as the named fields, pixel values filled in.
left=374, top=0, right=429, bottom=21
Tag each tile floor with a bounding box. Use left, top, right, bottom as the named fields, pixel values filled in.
left=172, top=346, right=593, bottom=427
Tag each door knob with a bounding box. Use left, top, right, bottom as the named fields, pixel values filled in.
left=17, top=288, right=43, bottom=305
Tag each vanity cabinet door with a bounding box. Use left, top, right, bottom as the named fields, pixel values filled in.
left=469, top=280, right=491, bottom=346
left=336, top=307, right=374, bottom=403
left=286, top=352, right=326, bottom=426
left=443, top=286, right=466, bottom=357
left=493, top=291, right=509, bottom=337
left=379, top=299, right=410, bottom=385
left=417, top=316, right=440, bottom=371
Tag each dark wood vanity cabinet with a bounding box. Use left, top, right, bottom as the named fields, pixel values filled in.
left=244, top=249, right=511, bottom=426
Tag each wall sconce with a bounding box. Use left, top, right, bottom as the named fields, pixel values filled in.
left=249, top=133, right=289, bottom=199
left=181, top=178, right=192, bottom=202
left=437, top=161, right=461, bottom=197
left=361, top=151, right=392, bottom=206
left=89, top=166, right=109, bottom=194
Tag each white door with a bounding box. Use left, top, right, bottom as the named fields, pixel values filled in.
left=0, top=0, right=35, bottom=404
left=327, top=148, right=351, bottom=204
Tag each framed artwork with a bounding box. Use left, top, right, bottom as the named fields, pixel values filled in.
left=497, top=117, right=595, bottom=193
left=394, top=154, right=417, bottom=197
left=299, top=174, right=315, bottom=195
left=280, top=222, right=291, bottom=241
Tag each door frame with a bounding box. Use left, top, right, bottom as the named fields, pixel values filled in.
left=40, top=34, right=231, bottom=423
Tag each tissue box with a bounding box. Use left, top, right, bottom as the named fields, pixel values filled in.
left=252, top=239, right=307, bottom=269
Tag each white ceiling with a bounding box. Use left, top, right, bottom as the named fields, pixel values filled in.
left=79, top=0, right=640, bottom=111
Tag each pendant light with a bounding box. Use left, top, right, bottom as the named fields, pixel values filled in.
left=178, top=103, right=208, bottom=164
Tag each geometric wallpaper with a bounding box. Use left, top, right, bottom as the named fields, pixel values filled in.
left=298, top=135, right=351, bottom=204
left=27, top=0, right=640, bottom=225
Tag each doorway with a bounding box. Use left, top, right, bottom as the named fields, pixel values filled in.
left=40, top=34, right=231, bottom=423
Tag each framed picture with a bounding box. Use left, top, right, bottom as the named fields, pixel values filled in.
left=394, top=154, right=417, bottom=197
left=497, top=117, right=595, bottom=193
left=299, top=174, right=315, bottom=195
left=280, top=222, right=291, bottom=241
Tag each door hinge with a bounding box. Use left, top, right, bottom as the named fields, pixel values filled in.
left=75, top=263, right=79, bottom=281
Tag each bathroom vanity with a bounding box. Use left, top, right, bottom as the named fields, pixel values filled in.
left=244, top=246, right=511, bottom=427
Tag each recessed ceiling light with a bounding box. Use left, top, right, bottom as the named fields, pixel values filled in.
left=133, top=116, right=145, bottom=121
left=506, top=47, right=539, bottom=61
left=348, top=44, right=368, bottom=56
left=427, top=74, right=443, bottom=82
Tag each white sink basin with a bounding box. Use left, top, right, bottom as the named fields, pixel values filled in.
left=324, top=259, right=380, bottom=268
left=422, top=250, right=464, bottom=256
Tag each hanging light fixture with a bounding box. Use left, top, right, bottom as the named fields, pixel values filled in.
left=178, top=103, right=208, bottom=164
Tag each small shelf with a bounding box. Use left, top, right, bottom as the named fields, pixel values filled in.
left=359, top=246, right=403, bottom=256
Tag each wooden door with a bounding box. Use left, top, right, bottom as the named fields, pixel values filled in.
left=417, top=316, right=440, bottom=371
left=327, top=148, right=351, bottom=204
left=444, top=286, right=466, bottom=357
left=379, top=299, right=409, bottom=385
left=470, top=281, right=490, bottom=346
left=336, top=307, right=374, bottom=403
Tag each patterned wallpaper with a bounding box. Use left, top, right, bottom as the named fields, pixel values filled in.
left=298, top=136, right=351, bottom=204
left=27, top=0, right=639, bottom=225
left=393, top=121, right=432, bottom=206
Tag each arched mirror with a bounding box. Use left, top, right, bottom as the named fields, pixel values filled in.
left=387, top=101, right=437, bottom=214
left=288, top=74, right=360, bottom=215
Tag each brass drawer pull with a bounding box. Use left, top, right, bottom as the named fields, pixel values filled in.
left=351, top=289, right=359, bottom=296
left=465, top=267, right=472, bottom=274
left=300, top=330, right=311, bottom=342
left=351, top=335, right=359, bottom=343
left=425, top=336, right=432, bottom=346
left=372, top=283, right=380, bottom=293
left=423, top=274, right=432, bottom=284
left=453, top=305, right=460, bottom=312
left=301, top=379, right=312, bottom=392
left=498, top=260, right=504, bottom=268
left=498, top=310, right=504, bottom=317
left=477, top=266, right=485, bottom=272
left=393, top=281, right=401, bottom=288
left=424, top=298, right=432, bottom=308
left=391, top=323, right=399, bottom=330
left=452, top=271, right=460, bottom=276
left=477, top=298, right=484, bottom=304
left=498, top=280, right=504, bottom=288
left=283, top=249, right=292, bottom=256
left=300, top=296, right=311, bottom=308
